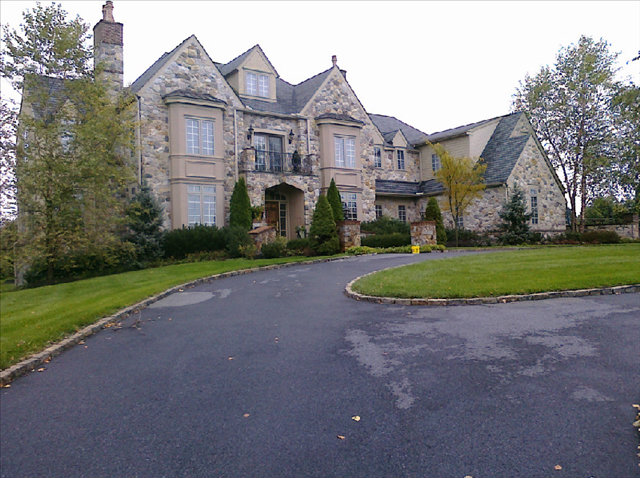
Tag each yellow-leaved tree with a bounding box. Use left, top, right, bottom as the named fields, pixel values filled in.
left=430, top=142, right=486, bottom=247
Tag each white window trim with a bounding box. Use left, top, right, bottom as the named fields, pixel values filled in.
left=187, top=184, right=216, bottom=226
left=335, top=135, right=356, bottom=168
left=530, top=188, right=539, bottom=225
left=245, top=70, right=270, bottom=98
left=340, top=192, right=358, bottom=220
left=431, top=153, right=441, bottom=173
left=397, top=149, right=405, bottom=170
left=374, top=146, right=382, bottom=168
left=186, top=117, right=215, bottom=156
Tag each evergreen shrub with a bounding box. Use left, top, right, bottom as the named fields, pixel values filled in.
left=423, top=197, right=447, bottom=245
left=162, top=225, right=226, bottom=259
left=229, top=177, right=252, bottom=231
left=261, top=236, right=288, bottom=259
left=361, top=216, right=410, bottom=235
left=309, top=195, right=340, bottom=255
left=327, top=178, right=345, bottom=222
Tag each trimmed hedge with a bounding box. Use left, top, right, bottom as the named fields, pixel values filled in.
left=347, top=244, right=445, bottom=255
left=163, top=225, right=227, bottom=259
left=361, top=216, right=410, bottom=235
left=361, top=232, right=411, bottom=248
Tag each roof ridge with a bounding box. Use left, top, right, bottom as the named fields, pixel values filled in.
left=293, top=66, right=333, bottom=87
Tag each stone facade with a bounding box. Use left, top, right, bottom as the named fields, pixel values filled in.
left=248, top=225, right=277, bottom=252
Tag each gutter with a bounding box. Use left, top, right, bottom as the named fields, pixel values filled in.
left=233, top=108, right=238, bottom=181
left=136, top=95, right=142, bottom=183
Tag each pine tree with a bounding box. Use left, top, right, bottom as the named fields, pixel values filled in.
left=309, top=194, right=339, bottom=255
left=229, top=177, right=252, bottom=231
left=498, top=186, right=532, bottom=244
left=327, top=178, right=344, bottom=222
left=423, top=197, right=446, bottom=245
left=124, top=183, right=163, bottom=262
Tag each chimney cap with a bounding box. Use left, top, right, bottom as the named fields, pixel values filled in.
left=102, top=1, right=115, bottom=22
left=331, top=55, right=337, bottom=67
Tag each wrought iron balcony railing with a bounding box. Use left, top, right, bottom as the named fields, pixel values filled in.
left=241, top=149, right=314, bottom=175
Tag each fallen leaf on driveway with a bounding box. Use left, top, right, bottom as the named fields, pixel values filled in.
left=554, top=465, right=562, bottom=470
left=228, top=356, right=234, bottom=361
left=37, top=368, right=45, bottom=372
left=337, top=435, right=345, bottom=440
left=178, top=289, right=184, bottom=292
left=352, top=416, right=361, bottom=422
left=2, top=384, right=11, bottom=388
left=243, top=413, right=250, bottom=418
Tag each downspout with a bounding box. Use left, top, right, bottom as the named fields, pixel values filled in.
left=136, top=95, right=142, bottom=184
left=233, top=108, right=238, bottom=182
left=306, top=117, right=310, bottom=154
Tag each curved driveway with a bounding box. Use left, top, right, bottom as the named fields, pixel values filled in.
left=1, top=252, right=639, bottom=477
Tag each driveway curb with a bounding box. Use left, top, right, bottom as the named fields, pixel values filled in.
left=0, top=256, right=347, bottom=386
left=345, top=269, right=640, bottom=306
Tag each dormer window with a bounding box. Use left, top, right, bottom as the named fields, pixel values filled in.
left=431, top=153, right=441, bottom=172
left=246, top=71, right=269, bottom=98
left=397, top=150, right=405, bottom=170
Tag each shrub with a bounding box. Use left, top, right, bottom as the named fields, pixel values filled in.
left=346, top=244, right=446, bottom=255
left=287, top=238, right=312, bottom=256
left=309, top=195, right=340, bottom=255
left=346, top=246, right=378, bottom=255
left=162, top=225, right=226, bottom=259
left=361, top=233, right=411, bottom=248
left=361, top=216, right=410, bottom=235
left=580, top=230, right=621, bottom=244
left=224, top=225, right=253, bottom=258
left=327, top=178, right=344, bottom=222
left=261, top=236, right=288, bottom=259
left=444, top=228, right=493, bottom=247
left=229, top=177, right=252, bottom=231
left=423, top=198, right=447, bottom=245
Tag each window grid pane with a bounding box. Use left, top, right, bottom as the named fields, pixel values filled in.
left=345, top=137, right=356, bottom=168
left=398, top=205, right=406, bottom=222
left=530, top=189, right=539, bottom=225
left=432, top=154, right=441, bottom=172
left=188, top=193, right=201, bottom=225
left=203, top=194, right=216, bottom=225
left=341, top=192, right=357, bottom=220
left=397, top=150, right=405, bottom=170
left=202, top=120, right=214, bottom=155
left=375, top=204, right=382, bottom=219
left=374, top=147, right=382, bottom=168
left=246, top=72, right=258, bottom=96
left=335, top=137, right=345, bottom=167
left=186, top=118, right=199, bottom=154
left=258, top=74, right=269, bottom=97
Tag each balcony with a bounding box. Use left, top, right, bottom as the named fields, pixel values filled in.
left=240, top=148, right=315, bottom=176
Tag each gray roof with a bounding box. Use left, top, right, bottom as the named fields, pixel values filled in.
left=218, top=44, right=280, bottom=78
left=375, top=112, right=531, bottom=197
left=315, top=112, right=364, bottom=124
left=369, top=114, right=429, bottom=146
left=424, top=116, right=501, bottom=144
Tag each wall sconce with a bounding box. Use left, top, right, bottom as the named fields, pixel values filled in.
left=247, top=125, right=254, bottom=141
left=288, top=129, right=295, bottom=144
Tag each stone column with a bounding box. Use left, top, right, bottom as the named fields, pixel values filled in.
left=337, top=220, right=361, bottom=251
left=93, top=1, right=124, bottom=96
left=410, top=221, right=436, bottom=245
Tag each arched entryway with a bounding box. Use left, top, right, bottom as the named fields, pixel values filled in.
left=264, top=183, right=305, bottom=240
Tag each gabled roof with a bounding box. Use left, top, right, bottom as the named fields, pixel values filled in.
left=22, top=75, right=70, bottom=119
left=424, top=115, right=502, bottom=144
left=218, top=44, right=279, bottom=78
left=130, top=35, right=195, bottom=94
left=369, top=114, right=429, bottom=146
left=375, top=112, right=538, bottom=197
left=315, top=112, right=364, bottom=124
left=162, top=89, right=227, bottom=104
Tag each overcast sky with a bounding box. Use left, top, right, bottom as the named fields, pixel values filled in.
left=1, top=0, right=639, bottom=134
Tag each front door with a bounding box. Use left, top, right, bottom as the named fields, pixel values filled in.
left=265, top=201, right=279, bottom=229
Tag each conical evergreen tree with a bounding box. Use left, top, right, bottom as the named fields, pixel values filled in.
left=124, top=182, right=163, bottom=262
left=423, top=197, right=446, bottom=245
left=326, top=178, right=344, bottom=222
left=229, top=177, right=252, bottom=231
left=498, top=185, right=532, bottom=244
left=309, top=194, right=340, bottom=255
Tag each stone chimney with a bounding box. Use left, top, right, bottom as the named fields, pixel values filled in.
left=93, top=1, right=123, bottom=94
left=332, top=55, right=337, bottom=67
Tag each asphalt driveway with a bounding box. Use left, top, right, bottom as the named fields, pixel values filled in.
left=1, top=252, right=639, bottom=477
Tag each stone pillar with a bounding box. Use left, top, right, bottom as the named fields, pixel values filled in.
left=410, top=221, right=436, bottom=246
left=338, top=220, right=361, bottom=251
left=93, top=1, right=123, bottom=95
left=248, top=225, right=276, bottom=252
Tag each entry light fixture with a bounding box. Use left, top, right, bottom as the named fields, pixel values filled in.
left=247, top=124, right=254, bottom=141
left=288, top=129, right=295, bottom=144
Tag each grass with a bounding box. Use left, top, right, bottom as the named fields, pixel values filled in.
left=0, top=256, right=328, bottom=370
left=352, top=244, right=640, bottom=299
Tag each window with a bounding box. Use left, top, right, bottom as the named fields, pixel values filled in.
left=341, top=192, right=358, bottom=220
left=373, top=146, right=382, bottom=168
left=254, top=134, right=284, bottom=171
left=186, top=118, right=214, bottom=155
left=246, top=71, right=269, bottom=98
left=398, top=205, right=406, bottom=222
left=456, top=215, right=464, bottom=229
left=375, top=204, right=382, bottom=219
left=431, top=153, right=441, bottom=173
left=530, top=189, right=539, bottom=225
left=335, top=135, right=356, bottom=168
left=187, top=184, right=216, bottom=226
left=397, top=150, right=405, bottom=170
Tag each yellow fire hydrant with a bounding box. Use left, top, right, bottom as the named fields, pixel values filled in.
left=411, top=245, right=420, bottom=254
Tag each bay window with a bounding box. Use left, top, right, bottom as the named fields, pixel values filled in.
left=188, top=184, right=216, bottom=225
left=341, top=192, right=358, bottom=220
left=335, top=135, right=356, bottom=168
left=186, top=117, right=214, bottom=155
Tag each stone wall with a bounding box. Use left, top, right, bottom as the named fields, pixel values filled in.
left=338, top=220, right=361, bottom=251
left=374, top=197, right=421, bottom=223
left=584, top=216, right=639, bottom=239
left=410, top=221, right=437, bottom=245
left=248, top=225, right=276, bottom=252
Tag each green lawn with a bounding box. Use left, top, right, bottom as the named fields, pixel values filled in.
left=352, top=244, right=640, bottom=299
left=0, top=256, right=325, bottom=370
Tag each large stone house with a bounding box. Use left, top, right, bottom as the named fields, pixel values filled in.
left=93, top=2, right=566, bottom=238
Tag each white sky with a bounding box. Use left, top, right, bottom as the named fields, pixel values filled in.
left=1, top=0, right=639, bottom=135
